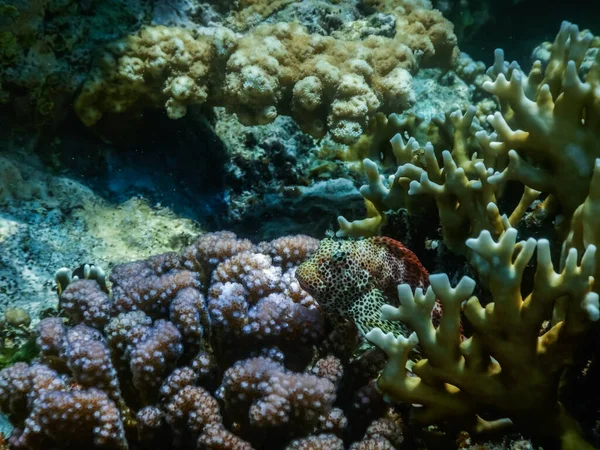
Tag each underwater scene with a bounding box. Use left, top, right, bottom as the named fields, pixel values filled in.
left=1, top=0, right=600, bottom=449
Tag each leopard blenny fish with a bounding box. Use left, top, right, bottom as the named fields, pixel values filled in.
left=296, top=236, right=441, bottom=337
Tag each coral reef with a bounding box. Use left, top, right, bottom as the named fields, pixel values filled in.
left=3, top=1, right=600, bottom=449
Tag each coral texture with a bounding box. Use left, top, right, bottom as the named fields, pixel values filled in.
left=367, top=229, right=599, bottom=448
left=338, top=21, right=600, bottom=285
left=73, top=0, right=458, bottom=144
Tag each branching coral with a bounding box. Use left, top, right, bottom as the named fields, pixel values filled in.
left=336, top=106, right=532, bottom=259
left=338, top=21, right=600, bottom=279
left=367, top=227, right=599, bottom=449
left=483, top=21, right=600, bottom=218
left=329, top=20, right=600, bottom=449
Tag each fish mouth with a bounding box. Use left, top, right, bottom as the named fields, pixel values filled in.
left=294, top=266, right=315, bottom=296
left=297, top=278, right=314, bottom=296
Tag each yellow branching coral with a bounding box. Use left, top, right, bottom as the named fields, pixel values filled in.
left=367, top=225, right=599, bottom=449
left=339, top=21, right=600, bottom=265
left=336, top=22, right=600, bottom=448
left=337, top=107, right=540, bottom=260
left=562, top=160, right=600, bottom=293
left=484, top=21, right=600, bottom=217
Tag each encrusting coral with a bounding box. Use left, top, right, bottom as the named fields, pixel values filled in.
left=360, top=0, right=458, bottom=68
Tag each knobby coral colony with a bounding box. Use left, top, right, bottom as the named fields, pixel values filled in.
left=332, top=20, right=600, bottom=450
left=73, top=0, right=456, bottom=144
left=0, top=232, right=409, bottom=449
left=1, top=14, right=599, bottom=450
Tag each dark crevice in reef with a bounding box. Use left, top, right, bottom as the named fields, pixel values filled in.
left=35, top=107, right=230, bottom=228
left=461, top=0, right=600, bottom=68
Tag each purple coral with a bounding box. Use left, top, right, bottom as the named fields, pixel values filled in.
left=208, top=282, right=250, bottom=335
left=243, top=293, right=324, bottom=344
left=218, top=357, right=336, bottom=429
left=169, top=286, right=209, bottom=344
left=130, top=320, right=183, bottom=398
left=112, top=270, right=202, bottom=317
left=66, top=326, right=122, bottom=403
left=284, top=434, right=344, bottom=450
left=60, top=279, right=111, bottom=329
left=198, top=423, right=254, bottom=450
left=36, top=318, right=68, bottom=368
left=257, top=235, right=320, bottom=269
left=165, top=385, right=222, bottom=446
left=158, top=366, right=198, bottom=405
left=136, top=406, right=165, bottom=443
left=317, top=408, right=348, bottom=436
left=105, top=311, right=153, bottom=368
left=2, top=231, right=384, bottom=449
left=212, top=252, right=283, bottom=302
left=13, top=389, right=127, bottom=450
left=207, top=254, right=324, bottom=351
left=181, top=231, right=255, bottom=271
left=0, top=363, right=64, bottom=423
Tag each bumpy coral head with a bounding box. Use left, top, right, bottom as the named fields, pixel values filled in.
left=296, top=237, right=431, bottom=336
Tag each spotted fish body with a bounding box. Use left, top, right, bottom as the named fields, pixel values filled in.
left=296, top=237, right=439, bottom=337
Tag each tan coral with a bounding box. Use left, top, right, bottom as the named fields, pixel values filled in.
left=74, top=25, right=237, bottom=126
left=73, top=2, right=460, bottom=144
left=225, top=0, right=296, bottom=32
left=74, top=20, right=416, bottom=144
left=223, top=22, right=416, bottom=144
left=362, top=0, right=458, bottom=67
